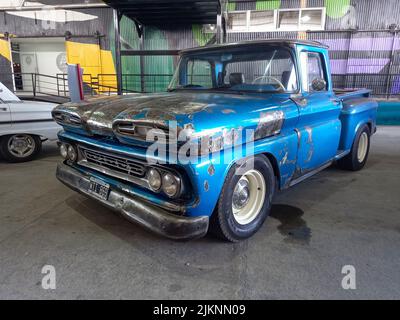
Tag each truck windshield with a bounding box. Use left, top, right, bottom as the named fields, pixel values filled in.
left=168, top=47, right=298, bottom=93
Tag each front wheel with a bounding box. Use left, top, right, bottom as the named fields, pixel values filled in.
left=0, top=134, right=42, bottom=163
left=337, top=124, right=371, bottom=171
left=210, top=155, right=276, bottom=242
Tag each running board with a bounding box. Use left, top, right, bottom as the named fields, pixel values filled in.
left=289, top=162, right=332, bottom=187
left=334, top=150, right=350, bottom=160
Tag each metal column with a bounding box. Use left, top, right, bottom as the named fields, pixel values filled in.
left=385, top=29, right=398, bottom=99
left=216, top=13, right=222, bottom=44
left=216, top=0, right=227, bottom=44
left=113, top=9, right=123, bottom=95
left=139, top=33, right=145, bottom=93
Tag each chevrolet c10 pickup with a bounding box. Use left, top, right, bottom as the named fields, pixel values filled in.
left=52, top=39, right=378, bottom=242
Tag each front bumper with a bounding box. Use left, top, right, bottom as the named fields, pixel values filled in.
left=56, top=163, right=209, bottom=240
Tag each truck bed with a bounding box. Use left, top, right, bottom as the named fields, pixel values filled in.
left=334, top=88, right=371, bottom=100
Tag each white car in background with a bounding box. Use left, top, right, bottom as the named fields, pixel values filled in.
left=0, top=82, right=61, bottom=162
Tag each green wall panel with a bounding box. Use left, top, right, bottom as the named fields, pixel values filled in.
left=256, top=0, right=281, bottom=11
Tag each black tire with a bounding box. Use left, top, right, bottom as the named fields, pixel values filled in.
left=0, top=134, right=42, bottom=163
left=210, top=155, right=276, bottom=242
left=337, top=124, right=371, bottom=171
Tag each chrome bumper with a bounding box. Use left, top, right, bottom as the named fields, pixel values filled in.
left=56, top=163, right=209, bottom=240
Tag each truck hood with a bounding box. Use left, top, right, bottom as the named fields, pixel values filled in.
left=53, top=92, right=288, bottom=145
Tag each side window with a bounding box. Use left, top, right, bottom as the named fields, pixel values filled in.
left=187, top=60, right=213, bottom=88
left=300, top=51, right=327, bottom=92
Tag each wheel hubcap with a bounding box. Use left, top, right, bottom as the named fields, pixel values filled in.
left=232, top=179, right=250, bottom=210
left=357, top=132, right=368, bottom=162
left=232, top=169, right=266, bottom=225
left=7, top=135, right=35, bottom=158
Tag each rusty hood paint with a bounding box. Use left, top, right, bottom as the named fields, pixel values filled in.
left=53, top=91, right=290, bottom=143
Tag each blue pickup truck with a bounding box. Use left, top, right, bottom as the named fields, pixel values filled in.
left=53, top=39, right=378, bottom=242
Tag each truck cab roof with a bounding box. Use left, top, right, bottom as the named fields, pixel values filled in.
left=180, top=39, right=328, bottom=55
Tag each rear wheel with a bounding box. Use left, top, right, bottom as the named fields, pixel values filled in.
left=337, top=124, right=371, bottom=171
left=0, top=134, right=42, bottom=163
left=210, top=155, right=275, bottom=242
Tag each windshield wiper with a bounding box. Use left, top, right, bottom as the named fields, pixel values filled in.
left=171, top=84, right=204, bottom=90
left=167, top=84, right=206, bottom=92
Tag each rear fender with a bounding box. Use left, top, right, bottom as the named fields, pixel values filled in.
left=339, top=98, right=378, bottom=151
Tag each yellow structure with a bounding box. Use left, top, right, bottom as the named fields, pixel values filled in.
left=65, top=40, right=117, bottom=92
left=0, top=38, right=11, bottom=61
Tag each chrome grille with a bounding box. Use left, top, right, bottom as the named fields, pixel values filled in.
left=79, top=146, right=146, bottom=178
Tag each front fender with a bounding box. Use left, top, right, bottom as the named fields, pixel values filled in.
left=184, top=130, right=299, bottom=217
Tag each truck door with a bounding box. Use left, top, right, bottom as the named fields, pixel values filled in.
left=295, top=48, right=342, bottom=174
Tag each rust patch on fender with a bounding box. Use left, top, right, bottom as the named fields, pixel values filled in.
left=254, top=110, right=284, bottom=140
left=207, top=164, right=215, bottom=176
left=204, top=180, right=209, bottom=192
left=280, top=152, right=289, bottom=166
left=221, top=109, right=236, bottom=114
left=223, top=128, right=240, bottom=146
left=305, top=126, right=314, bottom=163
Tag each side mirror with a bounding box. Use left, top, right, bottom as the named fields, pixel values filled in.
left=311, top=78, right=326, bottom=91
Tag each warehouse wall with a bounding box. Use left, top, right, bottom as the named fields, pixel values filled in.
left=0, top=4, right=116, bottom=91
left=138, top=0, right=400, bottom=95
left=1, top=0, right=400, bottom=95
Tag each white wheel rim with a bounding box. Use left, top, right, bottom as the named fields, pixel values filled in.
left=357, top=132, right=368, bottom=162
left=232, top=169, right=266, bottom=225
left=7, top=134, right=35, bottom=158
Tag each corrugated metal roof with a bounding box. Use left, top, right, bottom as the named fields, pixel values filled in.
left=103, top=0, right=222, bottom=26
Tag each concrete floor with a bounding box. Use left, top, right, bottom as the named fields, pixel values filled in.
left=0, top=127, right=399, bottom=299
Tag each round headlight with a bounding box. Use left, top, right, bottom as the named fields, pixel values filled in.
left=148, top=168, right=162, bottom=191
left=60, top=143, right=68, bottom=159
left=67, top=145, right=77, bottom=162
left=162, top=173, right=180, bottom=198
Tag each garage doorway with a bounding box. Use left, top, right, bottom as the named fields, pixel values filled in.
left=11, top=37, right=67, bottom=96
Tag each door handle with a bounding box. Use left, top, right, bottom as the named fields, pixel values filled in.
left=0, top=107, right=8, bottom=111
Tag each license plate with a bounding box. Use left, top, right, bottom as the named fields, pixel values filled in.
left=88, top=177, right=110, bottom=201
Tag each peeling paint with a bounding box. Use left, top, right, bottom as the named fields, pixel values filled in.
left=183, top=123, right=195, bottom=131
left=223, top=128, right=240, bottom=146
left=221, top=108, right=236, bottom=114
left=305, top=127, right=314, bottom=163
left=280, top=152, right=288, bottom=165
left=254, top=110, right=284, bottom=140
left=207, top=164, right=215, bottom=176
left=204, top=180, right=209, bottom=192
